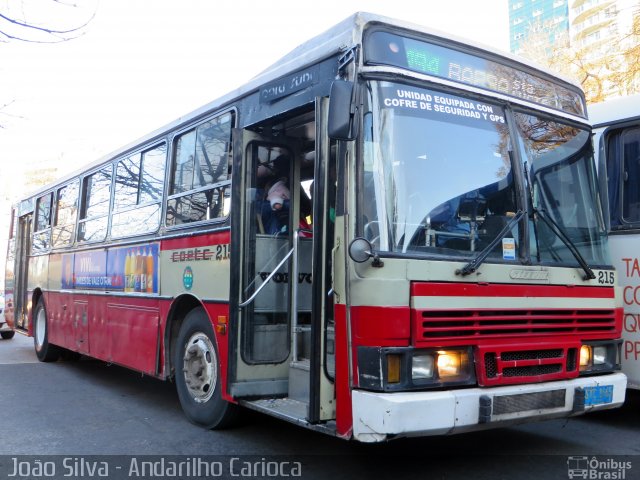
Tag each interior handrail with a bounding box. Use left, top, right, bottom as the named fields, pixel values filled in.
left=238, top=246, right=295, bottom=308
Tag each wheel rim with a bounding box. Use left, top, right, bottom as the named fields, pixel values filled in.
left=182, top=332, right=217, bottom=403
left=35, top=307, right=46, bottom=349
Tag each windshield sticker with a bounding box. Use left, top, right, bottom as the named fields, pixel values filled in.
left=381, top=88, right=505, bottom=124
left=502, top=238, right=516, bottom=260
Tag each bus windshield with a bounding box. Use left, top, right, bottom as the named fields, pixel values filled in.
left=361, top=80, right=610, bottom=267
left=515, top=112, right=610, bottom=266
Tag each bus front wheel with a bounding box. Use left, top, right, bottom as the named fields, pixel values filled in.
left=34, top=299, right=60, bottom=362
left=175, top=307, right=238, bottom=429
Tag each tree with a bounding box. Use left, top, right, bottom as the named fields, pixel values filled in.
left=0, top=0, right=95, bottom=43
left=515, top=8, right=640, bottom=104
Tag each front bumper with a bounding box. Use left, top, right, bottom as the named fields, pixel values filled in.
left=352, top=372, right=627, bottom=442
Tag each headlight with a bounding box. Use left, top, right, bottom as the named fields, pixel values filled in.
left=579, top=341, right=622, bottom=374
left=579, top=345, right=591, bottom=367
left=593, top=346, right=607, bottom=365
left=412, top=354, right=434, bottom=380
left=411, top=350, right=470, bottom=381
left=357, top=346, right=476, bottom=391
left=437, top=351, right=463, bottom=378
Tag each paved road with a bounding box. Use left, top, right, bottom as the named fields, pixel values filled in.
left=1, top=333, right=639, bottom=479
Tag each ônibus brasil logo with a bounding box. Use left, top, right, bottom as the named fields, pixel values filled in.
left=567, top=456, right=632, bottom=479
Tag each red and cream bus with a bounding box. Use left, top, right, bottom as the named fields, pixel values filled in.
left=4, top=12, right=626, bottom=442
left=590, top=94, right=640, bottom=390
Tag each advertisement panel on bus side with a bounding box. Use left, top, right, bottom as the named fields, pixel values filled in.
left=56, top=243, right=160, bottom=294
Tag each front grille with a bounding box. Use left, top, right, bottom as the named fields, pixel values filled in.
left=492, top=389, right=566, bottom=415
left=416, top=309, right=617, bottom=342
left=479, top=345, right=579, bottom=386
left=566, top=348, right=578, bottom=372
left=485, top=353, right=498, bottom=378
left=502, top=349, right=563, bottom=361
left=503, top=364, right=562, bottom=377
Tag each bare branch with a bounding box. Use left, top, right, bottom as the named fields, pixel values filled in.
left=0, top=0, right=96, bottom=43
left=0, top=100, right=26, bottom=129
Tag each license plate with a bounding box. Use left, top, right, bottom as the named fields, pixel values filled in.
left=584, top=385, right=613, bottom=406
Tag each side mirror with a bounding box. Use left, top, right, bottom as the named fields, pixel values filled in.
left=349, top=237, right=373, bottom=263
left=328, top=80, right=358, bottom=141
left=349, top=237, right=384, bottom=267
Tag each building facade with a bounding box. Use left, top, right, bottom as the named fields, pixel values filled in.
left=509, top=0, right=570, bottom=54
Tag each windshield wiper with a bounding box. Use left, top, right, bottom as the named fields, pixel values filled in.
left=456, top=210, right=525, bottom=276
left=533, top=208, right=596, bottom=280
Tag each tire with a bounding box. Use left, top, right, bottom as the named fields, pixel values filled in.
left=33, top=299, right=61, bottom=362
left=175, top=307, right=238, bottom=429
left=1, top=331, right=15, bottom=340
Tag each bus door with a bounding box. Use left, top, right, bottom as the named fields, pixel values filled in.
left=13, top=213, right=32, bottom=332
left=230, top=101, right=335, bottom=423
left=228, top=131, right=298, bottom=400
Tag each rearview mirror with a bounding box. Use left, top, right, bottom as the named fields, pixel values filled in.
left=328, top=80, right=358, bottom=141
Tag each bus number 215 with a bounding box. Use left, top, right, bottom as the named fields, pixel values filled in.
left=598, top=271, right=614, bottom=285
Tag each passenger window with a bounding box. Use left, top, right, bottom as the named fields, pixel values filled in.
left=140, top=146, right=166, bottom=203
left=166, top=111, right=234, bottom=227
left=622, top=128, right=640, bottom=223
left=9, top=208, right=16, bottom=240
left=111, top=144, right=166, bottom=239
left=114, top=154, right=141, bottom=210
left=172, top=130, right=196, bottom=194
left=82, top=167, right=112, bottom=219
left=35, top=193, right=53, bottom=232
left=166, top=187, right=230, bottom=226
left=52, top=181, right=79, bottom=247
left=78, top=165, right=112, bottom=242
left=33, top=192, right=53, bottom=252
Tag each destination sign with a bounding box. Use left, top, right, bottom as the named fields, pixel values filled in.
left=364, top=30, right=586, bottom=118
left=260, top=65, right=319, bottom=104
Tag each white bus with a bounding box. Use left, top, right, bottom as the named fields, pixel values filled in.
left=591, top=94, right=640, bottom=389
left=5, top=12, right=626, bottom=442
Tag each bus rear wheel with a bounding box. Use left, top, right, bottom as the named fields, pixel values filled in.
left=1, top=331, right=15, bottom=340
left=34, top=299, right=60, bottom=362
left=174, top=307, right=238, bottom=429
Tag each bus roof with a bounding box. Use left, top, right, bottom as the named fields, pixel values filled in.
left=589, top=94, right=640, bottom=128
left=18, top=11, right=583, bottom=202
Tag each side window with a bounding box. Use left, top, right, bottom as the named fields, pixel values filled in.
left=114, top=153, right=141, bottom=210
left=35, top=193, right=52, bottom=232
left=9, top=208, right=17, bottom=240
left=166, top=111, right=234, bottom=227
left=606, top=131, right=622, bottom=228
left=32, top=192, right=53, bottom=252
left=111, top=143, right=166, bottom=239
left=621, top=128, right=640, bottom=224
left=172, top=130, right=196, bottom=194
left=78, top=165, right=112, bottom=243
left=52, top=181, right=79, bottom=247
left=140, top=146, right=166, bottom=203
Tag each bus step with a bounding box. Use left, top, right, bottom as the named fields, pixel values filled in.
left=289, top=359, right=310, bottom=402
left=242, top=397, right=308, bottom=422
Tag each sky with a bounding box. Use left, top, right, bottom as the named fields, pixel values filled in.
left=0, top=0, right=509, bottom=286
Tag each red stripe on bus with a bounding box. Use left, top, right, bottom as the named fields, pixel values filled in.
left=350, top=305, right=410, bottom=342
left=161, top=230, right=231, bottom=250
left=410, top=282, right=615, bottom=299
left=334, top=304, right=353, bottom=439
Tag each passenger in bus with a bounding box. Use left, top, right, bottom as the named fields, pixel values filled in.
left=262, top=176, right=291, bottom=235
left=259, top=155, right=291, bottom=235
